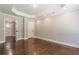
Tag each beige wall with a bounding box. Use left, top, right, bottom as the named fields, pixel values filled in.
left=35, top=10, right=79, bottom=44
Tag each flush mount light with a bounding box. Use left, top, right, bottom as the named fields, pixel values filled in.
left=32, top=4, right=38, bottom=8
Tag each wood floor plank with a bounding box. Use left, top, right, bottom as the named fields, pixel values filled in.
left=0, top=37, right=79, bottom=55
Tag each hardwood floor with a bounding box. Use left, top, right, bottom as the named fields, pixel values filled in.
left=0, top=37, right=79, bottom=55
left=0, top=43, right=4, bottom=55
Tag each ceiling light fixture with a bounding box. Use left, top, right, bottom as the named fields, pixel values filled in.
left=32, top=4, right=38, bottom=8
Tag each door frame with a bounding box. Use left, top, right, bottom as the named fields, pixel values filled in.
left=4, top=16, right=16, bottom=43
left=27, top=20, right=35, bottom=38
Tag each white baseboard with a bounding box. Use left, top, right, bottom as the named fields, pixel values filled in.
left=34, top=36, right=79, bottom=48
left=16, top=37, right=28, bottom=41
left=0, top=38, right=28, bottom=43
left=2, top=36, right=79, bottom=48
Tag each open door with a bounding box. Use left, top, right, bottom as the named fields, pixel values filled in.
left=4, top=17, right=16, bottom=50
left=5, top=21, right=16, bottom=42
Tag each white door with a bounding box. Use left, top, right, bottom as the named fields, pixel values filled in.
left=15, top=17, right=24, bottom=40
left=27, top=21, right=34, bottom=38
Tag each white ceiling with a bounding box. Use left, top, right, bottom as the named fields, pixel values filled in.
left=0, top=4, right=79, bottom=18
left=14, top=4, right=63, bottom=16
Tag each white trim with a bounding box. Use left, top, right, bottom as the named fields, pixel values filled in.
left=16, top=36, right=36, bottom=41
left=4, top=14, right=5, bottom=44
left=0, top=11, right=21, bottom=18
left=2, top=36, right=79, bottom=48
left=34, top=36, right=79, bottom=48
left=16, top=37, right=28, bottom=41
left=12, top=7, right=36, bottom=18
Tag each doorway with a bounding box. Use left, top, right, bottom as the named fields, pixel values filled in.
left=27, top=21, right=35, bottom=38
left=4, top=17, right=16, bottom=47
